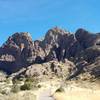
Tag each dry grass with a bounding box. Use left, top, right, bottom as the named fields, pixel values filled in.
left=54, top=87, right=100, bottom=100
left=0, top=78, right=100, bottom=100
left=0, top=91, right=36, bottom=100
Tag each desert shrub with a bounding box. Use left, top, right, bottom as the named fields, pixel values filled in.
left=25, top=77, right=39, bottom=83
left=1, top=88, right=11, bottom=95
left=12, top=79, right=22, bottom=85
left=37, top=84, right=41, bottom=88
left=20, top=81, right=33, bottom=90
left=11, top=84, right=20, bottom=93
left=1, top=90, right=7, bottom=95
left=20, top=77, right=40, bottom=90
left=6, top=78, right=10, bottom=84
left=56, top=86, right=64, bottom=92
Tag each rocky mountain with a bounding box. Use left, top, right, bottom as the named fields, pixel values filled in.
left=0, top=27, right=100, bottom=80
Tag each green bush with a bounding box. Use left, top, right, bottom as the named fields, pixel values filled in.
left=25, top=77, right=38, bottom=83
left=11, top=84, right=20, bottom=93
left=56, top=86, right=64, bottom=92
left=20, top=81, right=33, bottom=90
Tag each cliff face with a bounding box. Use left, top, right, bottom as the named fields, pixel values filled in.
left=0, top=27, right=100, bottom=79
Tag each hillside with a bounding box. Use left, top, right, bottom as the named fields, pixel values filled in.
left=0, top=27, right=100, bottom=100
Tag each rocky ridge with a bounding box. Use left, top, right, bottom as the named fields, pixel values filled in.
left=0, top=27, right=100, bottom=80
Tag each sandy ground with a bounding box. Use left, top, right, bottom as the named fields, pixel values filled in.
left=0, top=79, right=100, bottom=100
left=36, top=80, right=100, bottom=100
left=0, top=91, right=36, bottom=100
left=54, top=87, right=100, bottom=100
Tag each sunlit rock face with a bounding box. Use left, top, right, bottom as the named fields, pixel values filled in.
left=0, top=27, right=100, bottom=79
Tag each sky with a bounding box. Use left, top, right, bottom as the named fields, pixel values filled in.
left=0, top=0, right=100, bottom=46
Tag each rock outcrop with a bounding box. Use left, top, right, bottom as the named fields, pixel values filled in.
left=0, top=27, right=100, bottom=80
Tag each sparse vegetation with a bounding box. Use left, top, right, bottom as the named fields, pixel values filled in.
left=11, top=84, right=20, bottom=93
left=5, top=78, right=10, bottom=84
left=20, top=81, right=33, bottom=90
left=12, top=79, right=22, bottom=84
left=56, top=86, right=64, bottom=92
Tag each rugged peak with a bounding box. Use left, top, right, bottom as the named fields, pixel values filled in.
left=52, top=26, right=69, bottom=34
left=75, top=28, right=90, bottom=40
left=3, top=32, right=33, bottom=49
left=43, top=27, right=70, bottom=46
left=0, top=27, right=100, bottom=78
left=12, top=32, right=31, bottom=38
left=75, top=28, right=100, bottom=48
left=12, top=32, right=32, bottom=44
left=46, top=27, right=70, bottom=36
left=75, top=28, right=88, bottom=33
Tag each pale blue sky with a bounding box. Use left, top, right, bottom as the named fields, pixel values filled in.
left=0, top=0, right=100, bottom=45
